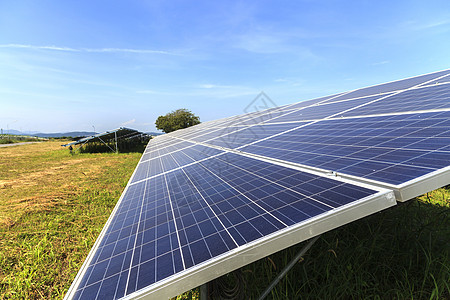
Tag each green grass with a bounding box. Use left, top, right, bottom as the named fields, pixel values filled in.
left=0, top=142, right=448, bottom=299
left=0, top=141, right=141, bottom=299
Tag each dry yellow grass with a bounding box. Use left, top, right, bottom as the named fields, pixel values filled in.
left=0, top=141, right=137, bottom=226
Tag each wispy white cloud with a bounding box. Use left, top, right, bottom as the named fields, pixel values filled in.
left=136, top=83, right=258, bottom=99
left=136, top=90, right=168, bottom=95
left=372, top=60, right=390, bottom=66
left=0, top=44, right=179, bottom=55
left=198, top=84, right=241, bottom=89
left=121, top=119, right=136, bottom=126
left=139, top=122, right=154, bottom=126
left=85, top=48, right=177, bottom=55
left=0, top=44, right=79, bottom=52
left=410, top=19, right=450, bottom=31
left=273, top=77, right=306, bottom=87
left=195, top=83, right=257, bottom=98
left=233, top=33, right=284, bottom=54
left=392, top=18, right=450, bottom=39
left=227, top=28, right=321, bottom=62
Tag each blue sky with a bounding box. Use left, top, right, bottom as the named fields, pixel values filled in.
left=1, top=0, right=450, bottom=133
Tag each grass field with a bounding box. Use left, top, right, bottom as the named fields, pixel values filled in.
left=0, top=142, right=448, bottom=299
left=0, top=141, right=141, bottom=299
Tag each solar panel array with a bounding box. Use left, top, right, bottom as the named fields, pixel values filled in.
left=65, top=69, right=450, bottom=300
left=63, top=127, right=149, bottom=148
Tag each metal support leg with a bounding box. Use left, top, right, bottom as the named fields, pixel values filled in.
left=97, top=136, right=115, bottom=153
left=199, top=283, right=208, bottom=300
left=257, top=235, right=320, bottom=300
left=115, top=131, right=118, bottom=153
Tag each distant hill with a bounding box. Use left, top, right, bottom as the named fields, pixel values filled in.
left=6, top=129, right=164, bottom=138
left=5, top=129, right=96, bottom=138
left=35, top=132, right=96, bottom=138
left=147, top=132, right=164, bottom=136
left=2, top=129, right=26, bottom=135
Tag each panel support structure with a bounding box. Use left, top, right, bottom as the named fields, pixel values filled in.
left=258, top=235, right=320, bottom=300
left=115, top=130, right=118, bottom=153
left=199, top=283, right=208, bottom=300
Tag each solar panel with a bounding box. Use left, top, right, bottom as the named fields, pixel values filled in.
left=67, top=153, right=394, bottom=300
left=339, top=84, right=450, bottom=117
left=196, top=123, right=305, bottom=149
left=322, top=69, right=450, bottom=102
left=241, top=111, right=450, bottom=185
left=65, top=69, right=450, bottom=300
left=265, top=94, right=390, bottom=124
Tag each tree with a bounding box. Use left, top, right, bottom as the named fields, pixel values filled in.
left=155, top=109, right=200, bottom=133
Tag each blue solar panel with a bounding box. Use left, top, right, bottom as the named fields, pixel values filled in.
left=279, top=94, right=344, bottom=111
left=66, top=69, right=450, bottom=300
left=184, top=126, right=243, bottom=143
left=203, top=123, right=305, bottom=149
left=232, top=110, right=295, bottom=126
left=131, top=144, right=224, bottom=183
left=175, top=126, right=223, bottom=139
left=141, top=141, right=193, bottom=162
left=343, top=84, right=450, bottom=117
left=69, top=153, right=386, bottom=300
left=266, top=94, right=387, bottom=123
left=437, top=77, right=450, bottom=84
left=322, top=69, right=450, bottom=102
left=240, top=111, right=450, bottom=185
